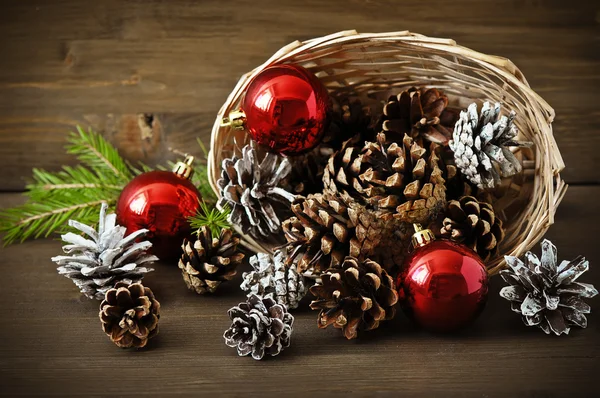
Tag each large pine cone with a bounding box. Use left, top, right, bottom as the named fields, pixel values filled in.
left=310, top=257, right=398, bottom=339
left=500, top=240, right=598, bottom=335
left=379, top=87, right=458, bottom=145
left=99, top=282, right=160, bottom=348
left=283, top=192, right=410, bottom=276
left=323, top=132, right=447, bottom=224
left=217, top=142, right=296, bottom=244
left=439, top=196, right=505, bottom=262
left=179, top=226, right=245, bottom=294
left=224, top=294, right=294, bottom=360
left=449, top=101, right=532, bottom=189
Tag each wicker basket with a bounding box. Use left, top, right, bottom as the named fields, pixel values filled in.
left=207, top=30, right=567, bottom=274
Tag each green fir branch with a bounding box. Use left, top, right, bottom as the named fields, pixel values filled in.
left=188, top=201, right=231, bottom=237
left=0, top=198, right=112, bottom=244
left=67, top=126, right=133, bottom=182
left=27, top=166, right=124, bottom=200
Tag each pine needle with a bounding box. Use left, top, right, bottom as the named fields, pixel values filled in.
left=67, top=126, right=133, bottom=181
left=188, top=201, right=231, bottom=237
left=27, top=166, right=123, bottom=200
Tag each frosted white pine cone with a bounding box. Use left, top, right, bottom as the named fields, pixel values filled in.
left=241, top=251, right=307, bottom=310
left=217, top=141, right=296, bottom=245
left=52, top=203, right=157, bottom=300
left=449, top=101, right=532, bottom=189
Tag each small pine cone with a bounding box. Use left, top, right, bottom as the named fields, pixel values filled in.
left=500, top=240, right=598, bottom=335
left=439, top=196, right=505, bottom=262
left=52, top=203, right=156, bottom=300
left=99, top=282, right=160, bottom=348
left=282, top=192, right=410, bottom=276
left=378, top=87, right=458, bottom=145
left=310, top=257, right=398, bottom=339
left=449, top=101, right=533, bottom=189
left=218, top=141, right=296, bottom=244
left=241, top=251, right=307, bottom=310
left=179, top=226, right=245, bottom=294
left=224, top=294, right=294, bottom=360
left=323, top=132, right=447, bottom=224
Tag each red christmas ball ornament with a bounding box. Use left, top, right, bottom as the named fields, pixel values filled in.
left=222, top=64, right=331, bottom=155
left=397, top=224, right=489, bottom=332
left=116, top=156, right=201, bottom=260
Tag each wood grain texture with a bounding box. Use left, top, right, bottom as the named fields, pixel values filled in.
left=0, top=1, right=599, bottom=396
left=0, top=186, right=599, bottom=397
left=0, top=0, right=598, bottom=189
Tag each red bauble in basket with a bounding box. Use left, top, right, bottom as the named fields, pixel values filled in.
left=223, top=64, right=331, bottom=155
left=397, top=224, right=489, bottom=333
left=116, top=157, right=201, bottom=260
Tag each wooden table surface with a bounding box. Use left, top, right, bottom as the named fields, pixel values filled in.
left=0, top=1, right=599, bottom=397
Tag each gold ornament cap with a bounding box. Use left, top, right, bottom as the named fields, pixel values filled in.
left=172, top=155, right=195, bottom=180
left=412, top=223, right=435, bottom=248
left=221, top=109, right=247, bottom=130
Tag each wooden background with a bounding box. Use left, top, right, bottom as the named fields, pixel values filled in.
left=0, top=0, right=599, bottom=397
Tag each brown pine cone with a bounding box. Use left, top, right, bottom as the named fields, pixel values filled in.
left=179, top=226, right=245, bottom=294
left=310, top=257, right=398, bottom=339
left=323, top=132, right=447, bottom=225
left=378, top=87, right=459, bottom=145
left=282, top=192, right=411, bottom=277
left=439, top=196, right=505, bottom=262
left=99, top=282, right=160, bottom=348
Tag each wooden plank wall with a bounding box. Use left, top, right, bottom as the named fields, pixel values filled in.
left=0, top=0, right=598, bottom=191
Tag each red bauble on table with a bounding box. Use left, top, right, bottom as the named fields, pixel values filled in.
left=397, top=225, right=489, bottom=332
left=116, top=157, right=201, bottom=260
left=222, top=64, right=331, bottom=155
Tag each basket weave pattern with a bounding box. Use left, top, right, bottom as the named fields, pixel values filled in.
left=208, top=30, right=566, bottom=274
